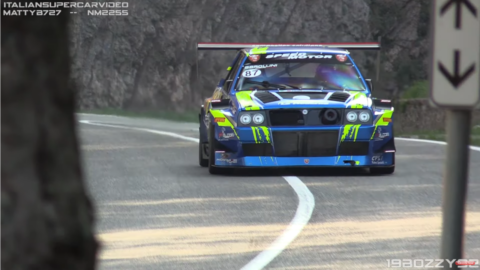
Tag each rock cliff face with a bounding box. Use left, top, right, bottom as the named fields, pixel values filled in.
left=71, top=0, right=430, bottom=111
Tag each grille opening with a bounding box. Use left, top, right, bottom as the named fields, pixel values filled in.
left=269, top=110, right=304, bottom=126
left=338, top=142, right=370, bottom=156
left=272, top=132, right=299, bottom=157
left=304, top=131, right=339, bottom=156
left=242, top=143, right=273, bottom=156
left=254, top=91, right=280, bottom=103
left=329, top=92, right=351, bottom=102
left=320, top=109, right=341, bottom=125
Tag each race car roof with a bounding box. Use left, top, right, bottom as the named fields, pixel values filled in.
left=197, top=42, right=381, bottom=52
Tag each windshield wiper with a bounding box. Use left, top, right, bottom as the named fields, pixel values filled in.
left=247, top=81, right=300, bottom=90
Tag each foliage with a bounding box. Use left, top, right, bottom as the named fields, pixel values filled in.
left=401, top=80, right=429, bottom=99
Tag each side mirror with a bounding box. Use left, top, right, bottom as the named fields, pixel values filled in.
left=365, top=79, right=374, bottom=92
left=224, top=79, right=234, bottom=90
left=217, top=79, right=226, bottom=87
left=210, top=99, right=231, bottom=110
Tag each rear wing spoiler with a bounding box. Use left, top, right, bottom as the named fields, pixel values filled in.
left=195, top=38, right=383, bottom=82
left=197, top=42, right=381, bottom=51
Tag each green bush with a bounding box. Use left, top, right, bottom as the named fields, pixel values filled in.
left=401, top=80, right=429, bottom=99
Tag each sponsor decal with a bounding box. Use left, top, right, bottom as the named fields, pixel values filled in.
left=374, top=127, right=390, bottom=140
left=214, top=117, right=225, bottom=122
left=242, top=69, right=262, bottom=78
left=266, top=53, right=333, bottom=60
left=304, top=159, right=310, bottom=164
left=244, top=64, right=278, bottom=70
left=372, top=155, right=386, bottom=165
left=336, top=54, right=347, bottom=62
left=248, top=54, right=261, bottom=63
left=217, top=158, right=238, bottom=164
left=381, top=99, right=391, bottom=103
left=211, top=99, right=221, bottom=102
left=383, top=117, right=392, bottom=122
left=218, top=127, right=235, bottom=139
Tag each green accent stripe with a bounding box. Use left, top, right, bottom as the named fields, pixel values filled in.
left=251, top=127, right=258, bottom=143
left=370, top=109, right=393, bottom=138
left=260, top=126, right=271, bottom=143
left=251, top=126, right=271, bottom=143
left=236, top=91, right=261, bottom=110
left=341, top=124, right=361, bottom=142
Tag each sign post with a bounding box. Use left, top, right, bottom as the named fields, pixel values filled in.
left=430, top=0, right=480, bottom=267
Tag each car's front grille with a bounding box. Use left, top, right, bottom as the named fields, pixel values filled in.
left=338, top=141, right=370, bottom=156
left=272, top=130, right=339, bottom=157
left=304, top=131, right=339, bottom=156
left=242, top=143, right=273, bottom=156
left=269, top=110, right=305, bottom=126
left=271, top=132, right=299, bottom=157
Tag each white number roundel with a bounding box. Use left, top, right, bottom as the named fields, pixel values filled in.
left=242, top=69, right=261, bottom=78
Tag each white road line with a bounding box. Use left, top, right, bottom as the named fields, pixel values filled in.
left=79, top=120, right=198, bottom=143
left=241, top=176, right=315, bottom=270
left=395, top=137, right=480, bottom=152
left=79, top=120, right=315, bottom=270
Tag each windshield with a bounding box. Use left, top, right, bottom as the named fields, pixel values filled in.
left=236, top=52, right=366, bottom=91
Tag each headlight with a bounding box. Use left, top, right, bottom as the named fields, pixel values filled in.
left=252, top=113, right=265, bottom=124
left=346, top=111, right=358, bottom=122
left=240, top=114, right=252, bottom=124
left=359, top=111, right=370, bottom=122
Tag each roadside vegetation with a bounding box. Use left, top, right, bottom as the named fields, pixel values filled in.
left=400, top=80, right=428, bottom=99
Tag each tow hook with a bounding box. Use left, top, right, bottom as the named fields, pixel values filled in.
left=343, top=160, right=356, bottom=166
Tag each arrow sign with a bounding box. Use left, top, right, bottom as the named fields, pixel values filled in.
left=440, top=0, right=477, bottom=29
left=430, top=0, right=480, bottom=109
left=438, top=50, right=476, bottom=88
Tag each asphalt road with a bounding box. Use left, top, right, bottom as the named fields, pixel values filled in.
left=77, top=113, right=480, bottom=270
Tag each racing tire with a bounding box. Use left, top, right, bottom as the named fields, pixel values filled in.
left=208, top=123, right=231, bottom=175
left=199, top=139, right=208, bottom=167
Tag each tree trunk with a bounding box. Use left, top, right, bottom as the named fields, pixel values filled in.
left=1, top=8, right=99, bottom=270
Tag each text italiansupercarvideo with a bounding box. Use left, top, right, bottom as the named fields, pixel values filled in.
left=2, top=2, right=129, bottom=8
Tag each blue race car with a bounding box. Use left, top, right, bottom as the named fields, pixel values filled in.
left=197, top=43, right=395, bottom=175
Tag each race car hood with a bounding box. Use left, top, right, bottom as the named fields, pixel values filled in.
left=235, top=90, right=372, bottom=110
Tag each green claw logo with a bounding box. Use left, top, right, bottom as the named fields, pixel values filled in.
left=341, top=124, right=361, bottom=142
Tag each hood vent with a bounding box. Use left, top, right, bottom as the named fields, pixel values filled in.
left=254, top=91, right=281, bottom=103
left=328, top=92, right=351, bottom=102
left=276, top=92, right=327, bottom=100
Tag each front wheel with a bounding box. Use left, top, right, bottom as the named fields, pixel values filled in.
left=199, top=138, right=208, bottom=167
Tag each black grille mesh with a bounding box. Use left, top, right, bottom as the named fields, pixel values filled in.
left=272, top=131, right=339, bottom=157
left=328, top=92, right=351, bottom=102
left=254, top=91, right=280, bottom=103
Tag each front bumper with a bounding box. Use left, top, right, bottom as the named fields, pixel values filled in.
left=213, top=125, right=395, bottom=167
left=214, top=152, right=394, bottom=167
